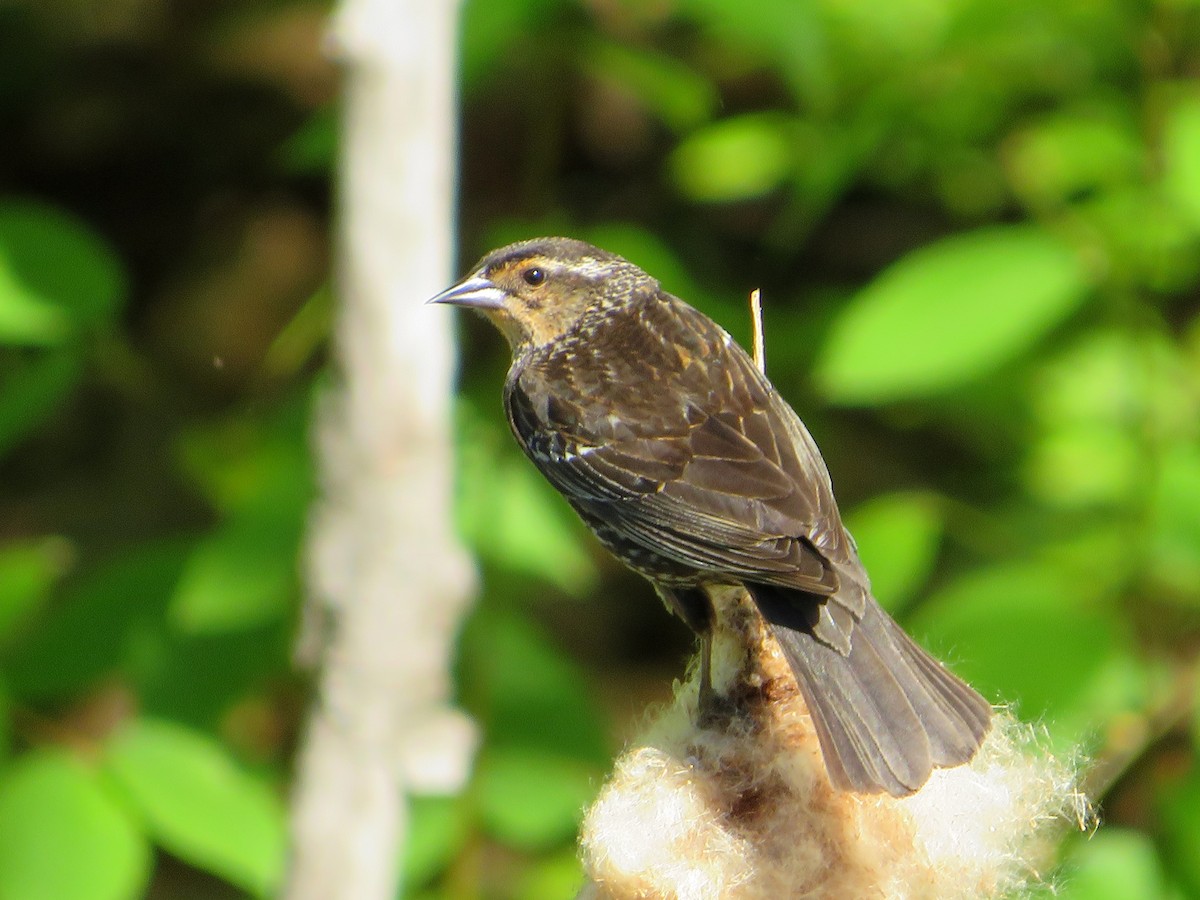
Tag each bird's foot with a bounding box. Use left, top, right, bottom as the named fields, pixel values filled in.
left=695, top=632, right=736, bottom=728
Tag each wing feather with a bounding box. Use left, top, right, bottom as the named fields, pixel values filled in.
left=505, top=300, right=851, bottom=599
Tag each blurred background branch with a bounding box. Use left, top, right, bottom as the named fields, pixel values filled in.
left=284, top=0, right=475, bottom=898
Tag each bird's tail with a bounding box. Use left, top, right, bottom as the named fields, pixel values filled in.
left=751, top=585, right=992, bottom=796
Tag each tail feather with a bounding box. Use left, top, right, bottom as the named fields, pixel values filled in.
left=753, top=585, right=991, bottom=796
left=884, top=614, right=992, bottom=762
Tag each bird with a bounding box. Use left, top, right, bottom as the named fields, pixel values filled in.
left=429, top=236, right=992, bottom=796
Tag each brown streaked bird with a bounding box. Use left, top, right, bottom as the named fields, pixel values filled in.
left=430, top=237, right=992, bottom=796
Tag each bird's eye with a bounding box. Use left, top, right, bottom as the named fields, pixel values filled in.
left=522, top=267, right=546, bottom=286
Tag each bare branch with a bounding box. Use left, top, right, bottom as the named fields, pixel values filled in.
left=284, top=1, right=476, bottom=897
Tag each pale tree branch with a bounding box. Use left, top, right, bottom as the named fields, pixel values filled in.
left=284, top=1, right=476, bottom=898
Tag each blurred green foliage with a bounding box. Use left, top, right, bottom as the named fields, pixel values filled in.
left=1, top=0, right=1199, bottom=897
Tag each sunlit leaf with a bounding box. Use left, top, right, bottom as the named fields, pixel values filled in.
left=0, top=751, right=149, bottom=900
left=0, top=537, right=71, bottom=644
left=1025, top=426, right=1139, bottom=508
left=912, top=562, right=1141, bottom=749
left=402, top=794, right=472, bottom=889
left=514, top=847, right=586, bottom=900
left=815, top=0, right=955, bottom=60
left=1080, top=187, right=1199, bottom=292
left=1056, top=829, right=1168, bottom=899
left=0, top=200, right=125, bottom=345
left=1163, top=89, right=1200, bottom=231
left=1147, top=442, right=1200, bottom=604
left=475, top=747, right=597, bottom=850
left=105, top=718, right=285, bottom=896
left=1006, top=109, right=1143, bottom=208
left=670, top=114, right=797, bottom=202
left=1157, top=765, right=1200, bottom=896
left=1030, top=330, right=1144, bottom=427
left=1028, top=330, right=1196, bottom=509
left=844, top=493, right=943, bottom=611
left=815, top=226, right=1091, bottom=403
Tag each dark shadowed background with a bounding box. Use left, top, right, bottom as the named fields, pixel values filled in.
left=1, top=0, right=1199, bottom=897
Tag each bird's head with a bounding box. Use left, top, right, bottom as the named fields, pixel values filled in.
left=428, top=237, right=657, bottom=353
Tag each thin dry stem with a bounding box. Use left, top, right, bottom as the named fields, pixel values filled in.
left=749, top=288, right=765, bottom=374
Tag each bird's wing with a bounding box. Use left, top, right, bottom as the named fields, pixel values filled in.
left=588, top=410, right=839, bottom=593
left=507, top=318, right=854, bottom=601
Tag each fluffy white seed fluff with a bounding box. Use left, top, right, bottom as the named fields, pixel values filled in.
left=578, top=587, right=1090, bottom=900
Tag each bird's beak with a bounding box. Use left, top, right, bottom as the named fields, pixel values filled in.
left=426, top=274, right=507, bottom=310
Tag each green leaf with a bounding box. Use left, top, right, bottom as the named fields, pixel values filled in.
left=279, top=106, right=338, bottom=175
left=0, top=350, right=83, bottom=457
left=513, top=847, right=586, bottom=900
left=402, top=794, right=472, bottom=888
left=0, top=537, right=71, bottom=644
left=105, top=718, right=285, bottom=896
left=1006, top=108, right=1143, bottom=208
left=815, top=226, right=1091, bottom=404
left=0, top=683, right=9, bottom=762
left=171, top=404, right=311, bottom=634
left=670, top=114, right=797, bottom=202
left=1157, top=765, right=1200, bottom=896
left=1080, top=187, right=1199, bottom=293
left=2, top=540, right=186, bottom=701
left=474, top=748, right=597, bottom=851
left=0, top=751, right=149, bottom=900
left=1027, top=331, right=1195, bottom=511
left=0, top=200, right=125, bottom=345
left=815, top=0, right=956, bottom=61
left=459, top=0, right=565, bottom=88
left=1030, top=330, right=1148, bottom=428
left=136, top=623, right=290, bottom=727
left=458, top=606, right=610, bottom=767
left=1057, top=829, right=1168, bottom=899
left=1163, top=89, right=1200, bottom=231
left=844, top=493, right=942, bottom=611
left=583, top=41, right=717, bottom=133
left=675, top=0, right=831, bottom=107
left=262, top=283, right=334, bottom=379
left=1148, top=441, right=1200, bottom=603
left=169, top=504, right=302, bottom=633
left=1025, top=425, right=1139, bottom=508
left=175, top=396, right=314, bottom=513
left=912, top=562, right=1141, bottom=749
